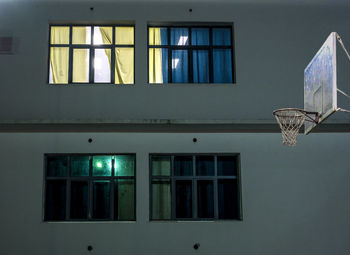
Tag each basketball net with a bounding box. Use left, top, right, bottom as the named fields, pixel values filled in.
left=273, top=109, right=306, bottom=146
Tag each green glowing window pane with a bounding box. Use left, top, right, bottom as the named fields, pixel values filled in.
left=151, top=156, right=171, bottom=176
left=47, top=156, right=67, bottom=177
left=71, top=156, right=90, bottom=176
left=115, top=179, right=135, bottom=220
left=114, top=155, right=135, bottom=176
left=92, top=156, right=112, bottom=176
left=152, top=179, right=171, bottom=220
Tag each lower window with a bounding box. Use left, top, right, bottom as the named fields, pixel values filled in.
left=44, top=154, right=136, bottom=221
left=150, top=154, right=242, bottom=220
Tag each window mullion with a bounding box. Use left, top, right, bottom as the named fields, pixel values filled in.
left=209, top=27, right=213, bottom=83
left=188, top=27, right=193, bottom=83
left=168, top=28, right=172, bottom=83
left=66, top=156, right=71, bottom=220
left=68, top=26, right=73, bottom=84
left=111, top=26, right=116, bottom=84
left=90, top=26, right=94, bottom=83
left=88, top=157, right=93, bottom=220
left=111, top=158, right=115, bottom=220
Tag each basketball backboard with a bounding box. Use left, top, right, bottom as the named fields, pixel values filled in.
left=304, top=32, right=337, bottom=134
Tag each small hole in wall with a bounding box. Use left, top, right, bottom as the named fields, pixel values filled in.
left=88, top=138, right=93, bottom=143
left=193, top=138, right=197, bottom=143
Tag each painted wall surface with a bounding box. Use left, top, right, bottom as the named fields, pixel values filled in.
left=0, top=132, right=350, bottom=255
left=1, top=2, right=350, bottom=123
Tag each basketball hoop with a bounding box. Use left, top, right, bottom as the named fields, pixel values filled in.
left=273, top=108, right=319, bottom=146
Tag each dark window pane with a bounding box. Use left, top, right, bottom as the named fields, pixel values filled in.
left=93, top=181, right=111, bottom=219
left=70, top=181, right=88, bottom=219
left=217, top=156, right=237, bottom=176
left=212, top=28, right=231, bottom=46
left=47, top=156, right=67, bottom=177
left=152, top=156, right=171, bottom=176
left=174, top=156, right=193, bottom=176
left=45, top=180, right=66, bottom=220
left=170, top=28, right=189, bottom=45
left=196, top=156, right=214, bottom=176
left=152, top=179, right=171, bottom=219
left=176, top=180, right=192, bottom=218
left=193, top=50, right=209, bottom=83
left=172, top=50, right=188, bottom=83
left=115, top=155, right=135, bottom=176
left=197, top=180, right=214, bottom=218
left=115, top=179, right=135, bottom=220
left=92, top=156, right=112, bottom=176
left=71, top=156, right=90, bottom=176
left=218, top=179, right=239, bottom=219
left=191, top=28, right=209, bottom=45
left=213, top=49, right=233, bottom=83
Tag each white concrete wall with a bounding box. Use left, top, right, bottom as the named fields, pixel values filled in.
left=1, top=2, right=350, bottom=122
left=0, top=132, right=350, bottom=255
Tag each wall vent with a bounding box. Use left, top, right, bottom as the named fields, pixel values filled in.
left=0, top=37, right=13, bottom=54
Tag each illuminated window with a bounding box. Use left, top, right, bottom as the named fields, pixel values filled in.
left=44, top=154, right=136, bottom=221
left=48, top=25, right=134, bottom=84
left=150, top=154, right=242, bottom=220
left=148, top=24, right=235, bottom=84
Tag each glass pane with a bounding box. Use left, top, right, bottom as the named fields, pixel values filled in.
left=170, top=28, right=189, bottom=46
left=70, top=181, right=88, bottom=219
left=45, top=180, right=66, bottom=220
left=93, top=181, right=111, bottom=219
left=115, top=155, right=135, bottom=176
left=149, top=27, right=168, bottom=45
left=115, top=26, right=134, bottom=45
left=217, top=156, right=237, bottom=176
left=196, top=156, right=214, bottom=176
left=50, top=47, right=69, bottom=84
left=50, top=26, right=69, bottom=44
left=176, top=180, right=192, bottom=218
left=197, top=180, right=214, bottom=218
left=172, top=50, right=188, bottom=83
left=115, top=179, right=135, bottom=220
left=212, top=28, right=231, bottom=46
left=191, top=28, right=209, bottom=45
left=93, top=26, right=112, bottom=45
left=174, top=156, right=193, bottom=176
left=218, top=179, right=239, bottom=219
left=152, top=156, right=171, bottom=176
left=73, top=49, right=89, bottom=83
left=213, top=49, right=233, bottom=83
left=152, top=179, right=171, bottom=219
left=47, top=156, right=67, bottom=177
left=115, top=47, right=134, bottom=84
left=71, top=156, right=89, bottom=176
left=94, top=49, right=111, bottom=83
left=149, top=48, right=168, bottom=84
left=92, top=156, right=112, bottom=176
left=193, top=50, right=209, bottom=83
left=72, top=26, right=91, bottom=44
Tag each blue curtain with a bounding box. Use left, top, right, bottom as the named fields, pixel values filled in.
left=172, top=50, right=188, bottom=83
left=192, top=28, right=209, bottom=45
left=213, top=49, right=232, bottom=83
left=212, top=28, right=231, bottom=46
left=193, top=50, right=209, bottom=83
left=170, top=28, right=189, bottom=45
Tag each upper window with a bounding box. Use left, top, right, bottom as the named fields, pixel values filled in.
left=44, top=154, right=136, bottom=221
left=48, top=25, right=134, bottom=84
left=150, top=154, right=242, bottom=220
left=148, top=24, right=235, bottom=84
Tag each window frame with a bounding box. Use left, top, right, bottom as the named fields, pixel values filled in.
left=47, top=24, right=135, bottom=85
left=147, top=23, right=236, bottom=84
left=43, top=153, right=136, bottom=222
left=149, top=153, right=242, bottom=221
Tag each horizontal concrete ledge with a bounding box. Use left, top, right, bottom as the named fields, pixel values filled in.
left=0, top=122, right=349, bottom=133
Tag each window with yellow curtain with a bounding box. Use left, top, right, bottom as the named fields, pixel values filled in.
left=49, top=25, right=134, bottom=84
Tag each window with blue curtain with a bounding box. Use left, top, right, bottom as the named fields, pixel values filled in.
left=148, top=24, right=234, bottom=84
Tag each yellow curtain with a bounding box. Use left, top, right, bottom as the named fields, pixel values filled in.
left=100, top=27, right=113, bottom=72
left=50, top=27, right=70, bottom=84
left=149, top=28, right=163, bottom=83
left=71, top=27, right=89, bottom=83
left=115, top=48, right=134, bottom=84
left=50, top=47, right=69, bottom=84
left=115, top=27, right=134, bottom=45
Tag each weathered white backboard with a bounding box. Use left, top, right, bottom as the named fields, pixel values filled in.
left=304, top=32, right=337, bottom=134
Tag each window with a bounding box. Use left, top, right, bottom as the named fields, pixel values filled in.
left=48, top=25, right=134, bottom=84
left=148, top=24, right=235, bottom=84
left=44, top=154, right=135, bottom=221
left=150, top=154, right=242, bottom=220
